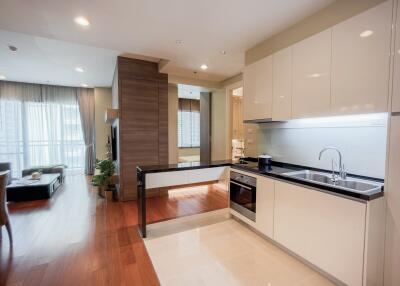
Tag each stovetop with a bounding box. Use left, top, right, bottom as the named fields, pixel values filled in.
left=233, top=159, right=273, bottom=173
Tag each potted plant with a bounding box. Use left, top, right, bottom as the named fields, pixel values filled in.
left=92, top=159, right=116, bottom=200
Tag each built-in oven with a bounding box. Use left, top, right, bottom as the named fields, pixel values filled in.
left=230, top=171, right=257, bottom=221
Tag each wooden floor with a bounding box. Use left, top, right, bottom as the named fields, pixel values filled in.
left=0, top=175, right=228, bottom=286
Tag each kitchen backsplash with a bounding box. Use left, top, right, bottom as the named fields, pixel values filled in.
left=257, top=113, right=388, bottom=179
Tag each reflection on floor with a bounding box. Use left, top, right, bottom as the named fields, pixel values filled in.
left=1, top=175, right=159, bottom=286
left=0, top=177, right=228, bottom=285
left=145, top=217, right=335, bottom=286
left=146, top=184, right=228, bottom=224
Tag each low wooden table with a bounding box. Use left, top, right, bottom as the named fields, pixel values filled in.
left=7, top=174, right=62, bottom=201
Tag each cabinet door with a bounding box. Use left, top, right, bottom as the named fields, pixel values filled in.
left=255, top=176, right=274, bottom=238
left=243, top=55, right=273, bottom=121
left=385, top=115, right=400, bottom=285
left=393, top=3, right=400, bottom=112
left=272, top=47, right=292, bottom=121
left=331, top=1, right=392, bottom=115
left=274, top=181, right=366, bottom=286
left=292, top=29, right=332, bottom=118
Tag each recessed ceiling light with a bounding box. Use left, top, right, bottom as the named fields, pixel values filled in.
left=81, top=83, right=88, bottom=87
left=0, top=75, right=6, bottom=80
left=75, top=66, right=85, bottom=73
left=221, top=50, right=226, bottom=55
left=200, top=64, right=208, bottom=70
left=74, top=16, right=90, bottom=27
left=360, top=30, right=373, bottom=38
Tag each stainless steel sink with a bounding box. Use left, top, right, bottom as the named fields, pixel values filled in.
left=285, top=170, right=332, bottom=184
left=282, top=170, right=382, bottom=194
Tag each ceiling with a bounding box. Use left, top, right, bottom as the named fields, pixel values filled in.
left=0, top=0, right=334, bottom=87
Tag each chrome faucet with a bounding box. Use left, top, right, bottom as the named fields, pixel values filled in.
left=319, top=146, right=347, bottom=182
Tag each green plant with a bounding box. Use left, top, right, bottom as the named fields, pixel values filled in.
left=92, top=159, right=115, bottom=189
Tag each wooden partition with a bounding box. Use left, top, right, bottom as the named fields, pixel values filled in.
left=112, top=57, right=168, bottom=201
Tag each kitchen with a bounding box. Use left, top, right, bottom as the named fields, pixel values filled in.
left=136, top=1, right=399, bottom=285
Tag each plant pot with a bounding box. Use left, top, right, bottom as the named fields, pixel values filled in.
left=98, top=186, right=106, bottom=198
left=104, top=190, right=113, bottom=201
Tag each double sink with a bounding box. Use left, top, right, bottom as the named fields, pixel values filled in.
left=282, top=170, right=383, bottom=195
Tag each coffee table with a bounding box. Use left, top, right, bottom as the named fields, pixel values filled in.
left=7, top=174, right=62, bottom=201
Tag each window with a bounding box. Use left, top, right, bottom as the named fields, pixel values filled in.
left=178, top=99, right=200, bottom=148
left=0, top=82, right=85, bottom=178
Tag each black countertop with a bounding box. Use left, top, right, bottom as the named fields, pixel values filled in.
left=137, top=160, right=233, bottom=174
left=137, top=159, right=384, bottom=201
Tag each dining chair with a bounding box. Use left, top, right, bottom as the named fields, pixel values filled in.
left=0, top=171, right=12, bottom=244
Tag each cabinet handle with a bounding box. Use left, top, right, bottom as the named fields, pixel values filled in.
left=230, top=181, right=252, bottom=190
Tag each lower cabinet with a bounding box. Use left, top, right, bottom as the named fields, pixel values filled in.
left=255, top=176, right=274, bottom=238
left=274, top=180, right=366, bottom=286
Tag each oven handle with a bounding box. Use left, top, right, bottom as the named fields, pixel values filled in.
left=230, top=180, right=253, bottom=190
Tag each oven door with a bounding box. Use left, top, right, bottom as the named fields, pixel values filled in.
left=230, top=180, right=256, bottom=221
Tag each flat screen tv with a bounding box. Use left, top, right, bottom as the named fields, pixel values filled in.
left=111, top=126, right=117, bottom=161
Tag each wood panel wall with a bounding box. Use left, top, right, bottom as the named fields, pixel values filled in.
left=112, top=57, right=168, bottom=201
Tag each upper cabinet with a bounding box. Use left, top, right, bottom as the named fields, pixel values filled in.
left=243, top=55, right=273, bottom=121
left=331, top=1, right=392, bottom=115
left=393, top=2, right=400, bottom=112
left=292, top=29, right=332, bottom=119
left=272, top=47, right=292, bottom=121
left=243, top=1, right=393, bottom=121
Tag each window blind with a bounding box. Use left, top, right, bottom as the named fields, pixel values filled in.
left=178, top=98, right=200, bottom=148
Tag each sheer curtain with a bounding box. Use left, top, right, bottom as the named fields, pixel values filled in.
left=0, top=81, right=86, bottom=178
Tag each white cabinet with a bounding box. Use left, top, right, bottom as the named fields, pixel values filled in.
left=272, top=47, right=292, bottom=121
left=331, top=1, right=392, bottom=115
left=384, top=115, right=400, bottom=285
left=274, top=181, right=366, bottom=286
left=243, top=55, right=273, bottom=121
left=255, top=176, right=274, bottom=238
left=393, top=2, right=400, bottom=112
left=292, top=29, right=332, bottom=118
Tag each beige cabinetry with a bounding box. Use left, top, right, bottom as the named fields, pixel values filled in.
left=331, top=1, right=392, bottom=115
left=243, top=55, right=273, bottom=121
left=272, top=47, right=292, bottom=120
left=384, top=115, right=400, bottom=285
left=393, top=1, right=400, bottom=112
left=292, top=29, right=332, bottom=118
left=255, top=176, right=274, bottom=238
left=274, top=180, right=366, bottom=286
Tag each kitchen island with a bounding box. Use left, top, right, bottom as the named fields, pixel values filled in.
left=136, top=160, right=232, bottom=238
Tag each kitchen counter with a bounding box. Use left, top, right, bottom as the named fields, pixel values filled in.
left=231, top=161, right=384, bottom=201
left=137, top=160, right=233, bottom=174
left=136, top=159, right=383, bottom=238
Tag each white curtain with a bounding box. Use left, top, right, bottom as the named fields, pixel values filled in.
left=0, top=81, right=86, bottom=178
left=77, top=88, right=95, bottom=175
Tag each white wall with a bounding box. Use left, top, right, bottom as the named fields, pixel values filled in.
left=94, top=87, right=112, bottom=160
left=257, top=113, right=388, bottom=178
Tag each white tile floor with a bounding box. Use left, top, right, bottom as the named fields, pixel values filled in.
left=144, top=215, right=336, bottom=286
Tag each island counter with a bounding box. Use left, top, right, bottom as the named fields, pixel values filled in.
left=136, top=160, right=232, bottom=237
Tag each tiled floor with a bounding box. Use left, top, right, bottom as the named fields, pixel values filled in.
left=145, top=216, right=336, bottom=286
